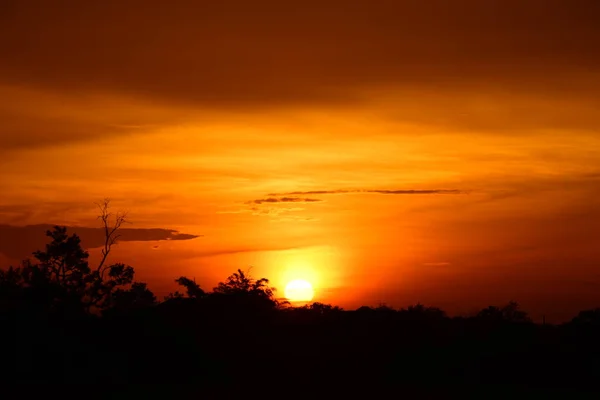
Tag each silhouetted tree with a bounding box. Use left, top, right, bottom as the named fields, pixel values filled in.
left=0, top=201, right=153, bottom=316
left=476, top=301, right=531, bottom=323
left=210, top=268, right=281, bottom=312
left=373, top=303, right=397, bottom=316
left=570, top=308, right=600, bottom=327
left=95, top=198, right=128, bottom=273
left=163, top=277, right=206, bottom=301
left=176, top=277, right=206, bottom=298
left=302, top=302, right=343, bottom=315
left=107, top=282, right=157, bottom=313
left=213, top=269, right=274, bottom=299
left=401, top=303, right=447, bottom=320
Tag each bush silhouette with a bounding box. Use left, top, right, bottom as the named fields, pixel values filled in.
left=0, top=226, right=154, bottom=318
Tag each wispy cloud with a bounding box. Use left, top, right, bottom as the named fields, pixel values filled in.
left=241, top=188, right=466, bottom=221
left=0, top=224, right=201, bottom=260
left=271, top=216, right=319, bottom=223
left=268, top=189, right=467, bottom=196
left=246, top=197, right=323, bottom=205
left=217, top=206, right=308, bottom=218
left=249, top=207, right=305, bottom=217
left=423, top=262, right=452, bottom=267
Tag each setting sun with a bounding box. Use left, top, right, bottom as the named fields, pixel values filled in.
left=284, top=279, right=315, bottom=302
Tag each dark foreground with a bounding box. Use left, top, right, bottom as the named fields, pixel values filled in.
left=2, top=224, right=599, bottom=398
left=3, top=301, right=600, bottom=398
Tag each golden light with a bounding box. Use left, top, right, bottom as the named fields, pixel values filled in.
left=284, top=279, right=315, bottom=302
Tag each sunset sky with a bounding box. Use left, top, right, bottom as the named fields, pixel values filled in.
left=1, top=1, right=600, bottom=321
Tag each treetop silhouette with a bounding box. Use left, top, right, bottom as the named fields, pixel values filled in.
left=0, top=200, right=153, bottom=316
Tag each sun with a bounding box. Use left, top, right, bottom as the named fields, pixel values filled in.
left=284, top=279, right=315, bottom=302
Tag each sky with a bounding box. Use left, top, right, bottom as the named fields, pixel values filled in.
left=1, top=0, right=600, bottom=322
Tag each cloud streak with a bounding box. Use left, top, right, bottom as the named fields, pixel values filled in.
left=0, top=224, right=201, bottom=260
left=243, top=189, right=466, bottom=221
left=267, top=189, right=467, bottom=197
left=246, top=197, right=323, bottom=205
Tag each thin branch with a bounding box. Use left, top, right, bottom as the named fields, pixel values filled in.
left=95, top=199, right=128, bottom=274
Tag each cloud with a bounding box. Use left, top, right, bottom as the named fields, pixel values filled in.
left=1, top=0, right=599, bottom=159
left=156, top=243, right=326, bottom=262
left=423, top=262, right=452, bottom=267
left=250, top=207, right=306, bottom=217
left=0, top=85, right=190, bottom=153
left=0, top=107, right=134, bottom=152
left=243, top=189, right=465, bottom=221
left=246, top=197, right=323, bottom=205
left=239, top=196, right=323, bottom=219
left=0, top=224, right=201, bottom=260
left=267, top=189, right=466, bottom=196
left=177, top=245, right=309, bottom=259
left=583, top=172, right=600, bottom=180
left=271, top=216, right=319, bottom=223
left=1, top=0, right=599, bottom=124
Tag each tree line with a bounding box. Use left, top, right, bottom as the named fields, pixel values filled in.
left=2, top=201, right=600, bottom=393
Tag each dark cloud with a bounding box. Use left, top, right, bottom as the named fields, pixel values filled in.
left=2, top=0, right=600, bottom=155
left=0, top=84, right=189, bottom=153
left=0, top=224, right=201, bottom=260
left=0, top=110, right=135, bottom=152
left=247, top=197, right=323, bottom=205
left=1, top=0, right=599, bottom=113
left=267, top=189, right=466, bottom=196
left=270, top=190, right=350, bottom=196
left=583, top=172, right=600, bottom=180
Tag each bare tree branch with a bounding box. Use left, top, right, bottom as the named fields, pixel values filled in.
left=95, top=199, right=129, bottom=275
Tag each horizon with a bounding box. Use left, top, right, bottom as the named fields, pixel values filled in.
left=2, top=1, right=600, bottom=324
left=0, top=220, right=592, bottom=324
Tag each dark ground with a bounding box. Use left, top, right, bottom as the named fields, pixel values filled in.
left=3, top=299, right=600, bottom=398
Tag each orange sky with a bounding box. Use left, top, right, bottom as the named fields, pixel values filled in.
left=1, top=1, right=600, bottom=322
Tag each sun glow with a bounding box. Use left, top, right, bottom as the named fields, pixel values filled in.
left=284, top=279, right=315, bottom=302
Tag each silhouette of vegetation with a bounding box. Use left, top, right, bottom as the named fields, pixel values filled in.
left=0, top=203, right=152, bottom=318
left=2, top=204, right=600, bottom=395
left=213, top=268, right=274, bottom=298
left=165, top=276, right=205, bottom=300
left=95, top=198, right=128, bottom=273
left=476, top=301, right=532, bottom=323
